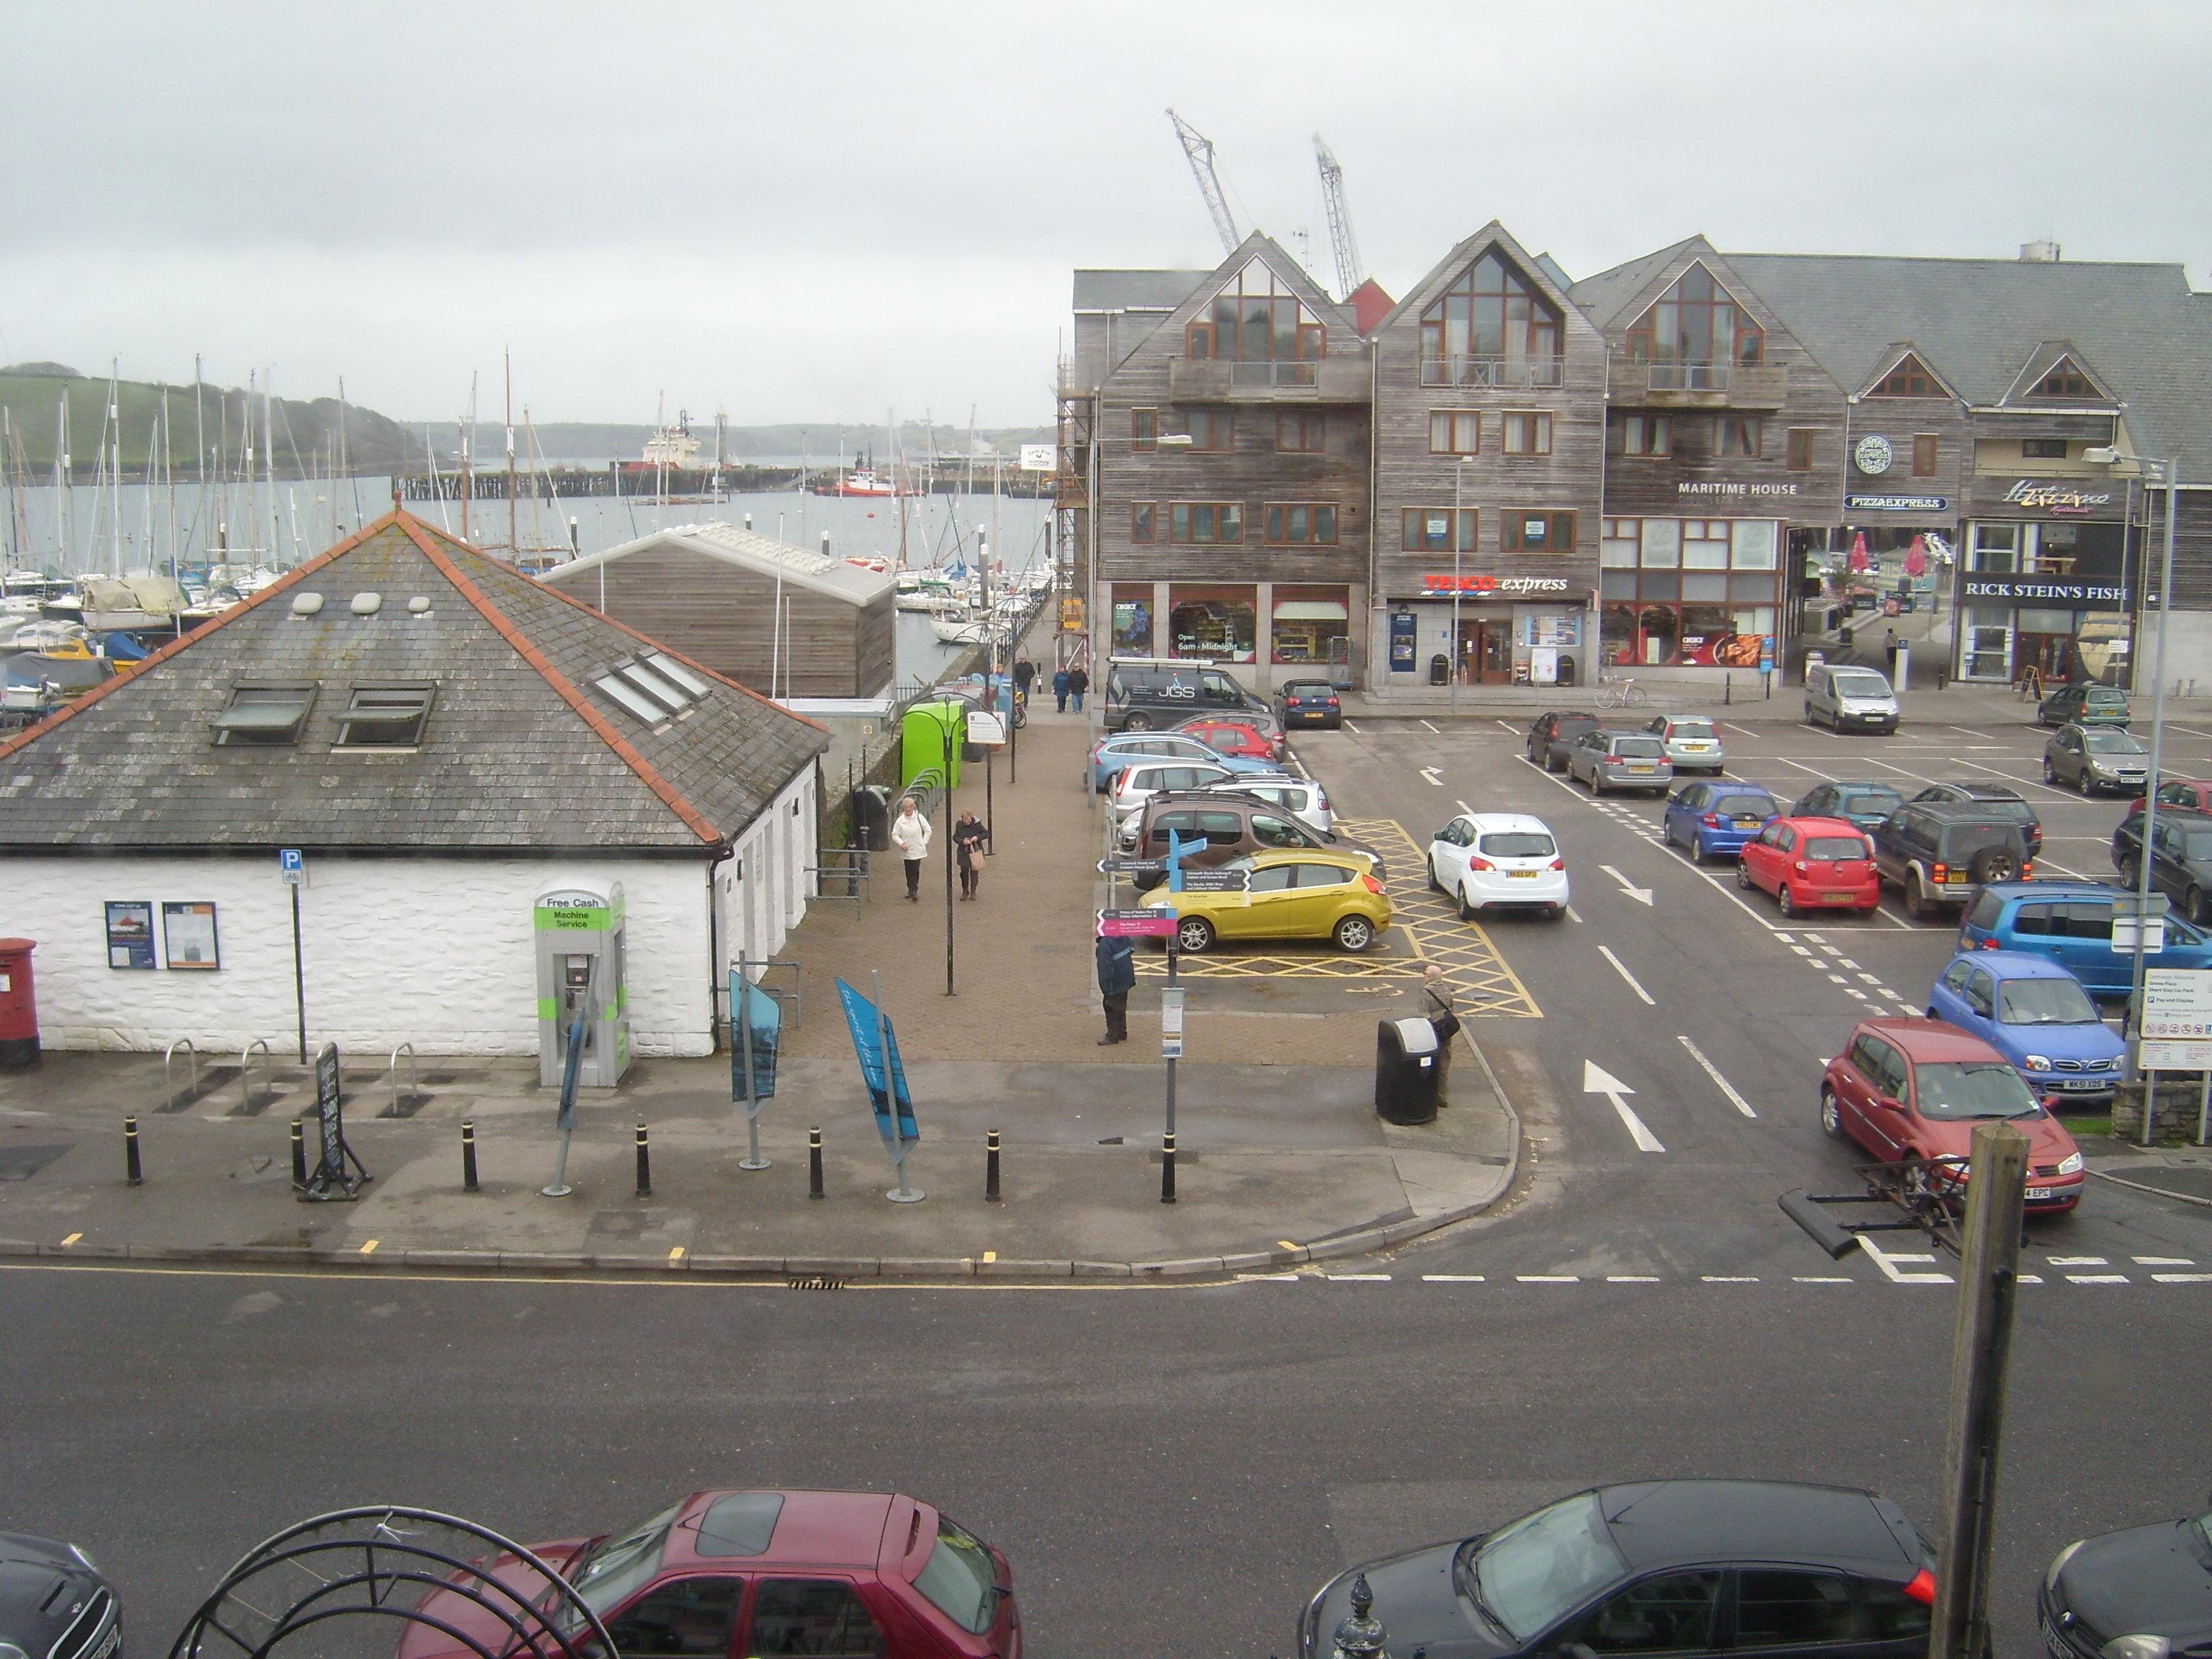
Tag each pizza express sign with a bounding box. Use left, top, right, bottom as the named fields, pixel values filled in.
left=1961, top=575, right=2129, bottom=609
left=1422, top=574, right=1574, bottom=598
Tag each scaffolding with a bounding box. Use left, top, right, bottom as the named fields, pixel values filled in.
left=1054, top=362, right=1095, bottom=673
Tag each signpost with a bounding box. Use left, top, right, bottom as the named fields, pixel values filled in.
left=2136, top=966, right=2212, bottom=1143
left=1176, top=868, right=1251, bottom=894
left=297, top=1040, right=367, bottom=1201
left=731, top=954, right=779, bottom=1171
left=280, top=849, right=307, bottom=1061
left=1159, top=987, right=1185, bottom=1060
left=2114, top=891, right=2168, bottom=956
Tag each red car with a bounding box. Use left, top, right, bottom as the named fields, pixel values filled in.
left=1735, top=814, right=1880, bottom=915
left=1820, top=1017, right=2086, bottom=1213
left=1174, top=715, right=1283, bottom=763
left=2127, top=778, right=2212, bottom=817
left=400, top=1489, right=1019, bottom=1659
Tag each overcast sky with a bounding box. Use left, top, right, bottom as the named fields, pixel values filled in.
left=2, top=0, right=2205, bottom=428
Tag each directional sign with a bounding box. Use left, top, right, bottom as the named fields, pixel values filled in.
left=1599, top=864, right=1653, bottom=906
left=1099, top=909, right=1177, bottom=938
left=1177, top=868, right=1251, bottom=894
left=279, top=848, right=305, bottom=886
left=1097, top=857, right=1157, bottom=874
left=1584, top=1059, right=1665, bottom=1154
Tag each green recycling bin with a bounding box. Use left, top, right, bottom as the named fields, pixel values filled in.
left=900, top=699, right=965, bottom=793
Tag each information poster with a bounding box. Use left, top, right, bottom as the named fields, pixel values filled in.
left=161, top=902, right=221, bottom=970
left=1389, top=611, right=1418, bottom=670
left=105, top=902, right=156, bottom=970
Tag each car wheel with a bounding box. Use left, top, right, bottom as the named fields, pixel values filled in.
left=1175, top=915, right=1214, bottom=953
left=1123, top=711, right=1152, bottom=732
left=1969, top=848, right=2018, bottom=884
left=1778, top=884, right=1797, bottom=917
left=1457, top=883, right=1478, bottom=922
left=1428, top=855, right=1444, bottom=893
left=1735, top=858, right=1753, bottom=890
left=2081, top=770, right=2095, bottom=796
left=2042, top=757, right=2057, bottom=784
left=1334, top=914, right=1376, bottom=953
left=1545, top=904, right=1565, bottom=922
left=1820, top=1088, right=1845, bottom=1140
left=1906, top=873, right=1931, bottom=920
left=2119, top=854, right=2140, bottom=889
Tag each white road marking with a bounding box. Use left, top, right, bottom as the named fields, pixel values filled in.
left=1838, top=958, right=1860, bottom=968
left=1676, top=1033, right=1758, bottom=1118
left=1564, top=904, right=1585, bottom=925
left=1518, top=1274, right=1581, bottom=1283
left=1237, top=1272, right=1303, bottom=1282
left=1947, top=724, right=1991, bottom=738
left=1860, top=1235, right=1954, bottom=1285
left=1598, top=946, right=1656, bottom=1004
left=2018, top=1274, right=2044, bottom=1284
left=2066, top=1273, right=2131, bottom=1285
left=1774, top=932, right=1794, bottom=943
left=1606, top=1274, right=1661, bottom=1282
left=1456, top=799, right=1475, bottom=814
left=1794, top=1275, right=1856, bottom=1284
left=1791, top=945, right=1814, bottom=956
left=1343, top=719, right=1361, bottom=734
left=2153, top=1272, right=2212, bottom=1283
left=1494, top=719, right=1521, bottom=734
left=1585, top=1058, right=1665, bottom=1151
left=2049, top=1255, right=2108, bottom=1265
left=1421, top=1273, right=1486, bottom=1282
left=1420, top=719, right=1441, bottom=734
left=2134, top=1255, right=2195, bottom=1265
left=1701, top=1274, right=1761, bottom=1282
left=1326, top=1272, right=1393, bottom=1282
left=1419, top=765, right=1444, bottom=786
left=1858, top=973, right=1882, bottom=984
left=1599, top=864, right=1654, bottom=905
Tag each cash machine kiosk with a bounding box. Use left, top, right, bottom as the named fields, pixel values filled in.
left=534, top=885, right=632, bottom=1089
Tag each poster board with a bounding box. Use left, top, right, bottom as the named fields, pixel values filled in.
left=161, top=902, right=220, bottom=970
left=105, top=902, right=156, bottom=969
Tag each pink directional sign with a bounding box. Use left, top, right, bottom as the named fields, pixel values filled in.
left=1098, top=909, right=1177, bottom=938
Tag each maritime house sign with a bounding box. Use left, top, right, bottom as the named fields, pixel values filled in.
left=2004, top=480, right=2114, bottom=516
left=1961, top=576, right=2129, bottom=609
left=1677, top=481, right=1800, bottom=497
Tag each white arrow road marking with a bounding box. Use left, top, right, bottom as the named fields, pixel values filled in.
left=1597, top=947, right=1655, bottom=1005
left=1419, top=765, right=1444, bottom=786
left=1598, top=864, right=1654, bottom=905
left=1676, top=1034, right=1758, bottom=1118
left=1584, top=1059, right=1665, bottom=1152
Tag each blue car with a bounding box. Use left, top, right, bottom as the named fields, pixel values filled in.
left=1957, top=880, right=2212, bottom=997
left=1927, top=950, right=2126, bottom=1100
left=1089, top=732, right=1280, bottom=791
left=1661, top=781, right=1781, bottom=863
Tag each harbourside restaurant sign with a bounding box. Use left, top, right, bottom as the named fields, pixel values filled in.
left=1846, top=494, right=1949, bottom=513
left=1422, top=574, right=1573, bottom=597
left=1961, top=575, right=2129, bottom=608
left=2005, top=479, right=2113, bottom=516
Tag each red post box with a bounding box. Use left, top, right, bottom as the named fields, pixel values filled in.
left=0, top=939, right=39, bottom=1070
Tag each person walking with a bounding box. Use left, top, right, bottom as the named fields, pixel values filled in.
left=1012, top=657, right=1036, bottom=698
left=1882, top=628, right=1898, bottom=675
left=889, top=795, right=931, bottom=901
left=953, top=810, right=990, bottom=899
left=1067, top=662, right=1089, bottom=712
left=1421, top=963, right=1461, bottom=1106
left=1094, top=931, right=1136, bottom=1045
left=1051, top=666, right=1071, bottom=714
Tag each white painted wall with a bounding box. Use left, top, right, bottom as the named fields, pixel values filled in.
left=713, top=767, right=817, bottom=1020
left=0, top=854, right=715, bottom=1057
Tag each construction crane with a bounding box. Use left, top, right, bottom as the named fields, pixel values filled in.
left=1167, top=109, right=1240, bottom=253
left=1313, top=133, right=1364, bottom=300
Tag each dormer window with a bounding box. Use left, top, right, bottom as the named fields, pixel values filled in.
left=1421, top=251, right=1563, bottom=387
left=1627, top=266, right=1763, bottom=387
left=2031, top=357, right=2097, bottom=399
left=594, top=651, right=711, bottom=727
left=1870, top=354, right=1943, bottom=397
left=1185, top=259, right=1325, bottom=385
left=213, top=683, right=315, bottom=746
left=336, top=684, right=434, bottom=748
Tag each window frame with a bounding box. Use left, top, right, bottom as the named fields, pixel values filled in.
left=1871, top=355, right=1941, bottom=397
left=212, top=682, right=318, bottom=747
left=1786, top=428, right=1815, bottom=472
left=1130, top=501, right=1155, bottom=544
left=333, top=683, right=436, bottom=750
left=1624, top=415, right=1671, bottom=457
left=2033, top=360, right=2096, bottom=399
left=1419, top=250, right=1565, bottom=385
left=1428, top=410, right=1480, bottom=455
left=2020, top=436, right=2068, bottom=460
left=1130, top=408, right=1157, bottom=452
left=1626, top=265, right=1764, bottom=370
left=1502, top=511, right=1576, bottom=554
left=1184, top=408, right=1232, bottom=451
left=1168, top=501, right=1244, bottom=546
left=1501, top=410, right=1552, bottom=456
left=1401, top=508, right=1477, bottom=554
left=1274, top=410, right=1324, bottom=454
left=1912, top=433, right=1940, bottom=476
left=1262, top=502, right=1339, bottom=547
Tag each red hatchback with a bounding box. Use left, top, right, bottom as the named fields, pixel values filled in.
left=2128, top=778, right=2212, bottom=817
left=1820, top=1017, right=2086, bottom=1212
left=400, top=1489, right=1019, bottom=1659
left=1736, top=815, right=1880, bottom=915
left=1174, top=714, right=1284, bottom=763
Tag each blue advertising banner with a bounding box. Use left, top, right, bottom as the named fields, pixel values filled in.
left=730, top=971, right=783, bottom=1104
left=835, top=977, right=920, bottom=1146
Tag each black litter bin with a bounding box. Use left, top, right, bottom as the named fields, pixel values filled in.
left=848, top=786, right=892, bottom=853
left=1429, top=652, right=1449, bottom=687
left=1555, top=655, right=1576, bottom=688
left=1375, top=1017, right=1442, bottom=1125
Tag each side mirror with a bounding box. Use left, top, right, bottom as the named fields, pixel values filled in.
left=1877, top=1094, right=1905, bottom=1112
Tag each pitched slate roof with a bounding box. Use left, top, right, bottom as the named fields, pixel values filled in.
left=552, top=521, right=896, bottom=607
left=1073, top=269, right=1216, bottom=313
left=0, top=512, right=829, bottom=855
left=1568, top=236, right=1703, bottom=328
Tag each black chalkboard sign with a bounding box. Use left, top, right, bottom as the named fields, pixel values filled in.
left=300, top=1041, right=367, bottom=1201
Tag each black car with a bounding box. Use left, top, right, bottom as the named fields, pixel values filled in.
left=1527, top=711, right=1603, bottom=773
left=1907, top=781, right=2043, bottom=855
left=2113, top=806, right=2212, bottom=923
left=2041, top=1504, right=2212, bottom=1659
left=1872, top=803, right=2033, bottom=917
left=0, top=1532, right=121, bottom=1659
left=1275, top=678, right=1342, bottom=729
left=1300, top=1480, right=1933, bottom=1659
left=1102, top=657, right=1273, bottom=734
left=1791, top=781, right=1905, bottom=834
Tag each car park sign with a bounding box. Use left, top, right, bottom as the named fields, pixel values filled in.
left=2139, top=968, right=2212, bottom=1067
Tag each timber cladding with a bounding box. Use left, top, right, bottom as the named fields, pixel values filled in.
left=543, top=544, right=894, bottom=698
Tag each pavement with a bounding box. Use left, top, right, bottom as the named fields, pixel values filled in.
left=0, top=703, right=1519, bottom=1281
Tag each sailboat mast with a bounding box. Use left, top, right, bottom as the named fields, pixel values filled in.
left=54, top=391, right=71, bottom=570
left=505, top=351, right=517, bottom=557
left=460, top=372, right=476, bottom=544
left=264, top=372, right=279, bottom=565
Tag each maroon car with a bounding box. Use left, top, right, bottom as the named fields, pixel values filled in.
left=400, top=1489, right=1018, bottom=1659
left=2127, top=778, right=2212, bottom=817
left=1820, top=1017, right=2085, bottom=1212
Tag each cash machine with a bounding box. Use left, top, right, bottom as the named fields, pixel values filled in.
left=534, top=885, right=631, bottom=1089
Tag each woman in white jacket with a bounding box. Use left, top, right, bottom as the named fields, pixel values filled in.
left=890, top=796, right=932, bottom=900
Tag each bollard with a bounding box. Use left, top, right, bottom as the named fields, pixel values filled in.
left=1161, top=1128, right=1177, bottom=1204
left=460, top=1119, right=480, bottom=1193
left=125, top=1115, right=143, bottom=1187
left=808, top=1127, right=824, bottom=1200
left=289, top=1118, right=306, bottom=1190
left=634, top=1120, right=652, bottom=1198
left=986, top=1129, right=1002, bottom=1202
left=1725, top=673, right=1732, bottom=706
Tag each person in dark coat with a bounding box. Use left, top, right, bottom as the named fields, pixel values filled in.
left=1067, top=663, right=1089, bottom=711
left=1094, top=932, right=1136, bottom=1045
left=1052, top=667, right=1071, bottom=713
left=1012, top=657, right=1036, bottom=696
left=953, top=811, right=990, bottom=899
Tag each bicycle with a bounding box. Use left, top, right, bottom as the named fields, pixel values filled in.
left=1596, top=672, right=1646, bottom=710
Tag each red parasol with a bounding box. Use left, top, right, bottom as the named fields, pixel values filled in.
left=1903, top=535, right=1928, bottom=577
left=1848, top=531, right=1871, bottom=573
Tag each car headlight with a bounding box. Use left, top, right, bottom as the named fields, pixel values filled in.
left=2023, top=1053, right=2053, bottom=1071
left=2057, top=1151, right=2084, bottom=1176
left=2103, top=1637, right=2170, bottom=1659
left=2045, top=1538, right=2082, bottom=1592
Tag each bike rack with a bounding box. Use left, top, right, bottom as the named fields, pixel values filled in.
left=238, top=1038, right=271, bottom=1115
left=163, top=1037, right=199, bottom=1105
left=807, top=848, right=871, bottom=907
left=385, top=1041, right=418, bottom=1118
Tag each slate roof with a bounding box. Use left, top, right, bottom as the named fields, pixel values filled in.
left=1073, top=269, right=1215, bottom=313
left=0, top=513, right=830, bottom=855
left=1568, top=236, right=1702, bottom=328
left=553, top=521, right=895, bottom=606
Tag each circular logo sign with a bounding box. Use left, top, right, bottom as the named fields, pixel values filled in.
left=1853, top=434, right=1894, bottom=475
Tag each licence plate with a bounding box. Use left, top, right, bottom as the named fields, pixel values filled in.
left=2027, top=1186, right=2054, bottom=1200
left=1626, top=764, right=1655, bottom=773
left=1509, top=870, right=1541, bottom=879
left=1822, top=891, right=1856, bottom=903
left=2058, top=1078, right=2105, bottom=1090
left=1734, top=818, right=1759, bottom=829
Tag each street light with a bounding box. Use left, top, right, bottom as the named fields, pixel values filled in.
left=2086, top=445, right=2180, bottom=1074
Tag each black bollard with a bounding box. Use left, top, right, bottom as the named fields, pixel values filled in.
left=1161, top=1128, right=1177, bottom=1204
left=634, top=1120, right=652, bottom=1198
left=808, top=1127, right=824, bottom=1200
left=986, top=1129, right=1002, bottom=1202
left=289, top=1118, right=306, bottom=1190
left=461, top=1119, right=480, bottom=1193
left=125, top=1115, right=142, bottom=1187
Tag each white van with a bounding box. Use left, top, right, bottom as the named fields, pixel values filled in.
left=1805, top=664, right=1900, bottom=734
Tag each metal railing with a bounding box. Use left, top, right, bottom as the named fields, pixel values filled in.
left=163, top=1038, right=199, bottom=1105
left=809, top=848, right=871, bottom=906
left=1420, top=354, right=1568, bottom=389
left=729, top=958, right=805, bottom=1038
left=1226, top=359, right=1320, bottom=387
left=1643, top=361, right=1732, bottom=391
left=385, top=1042, right=418, bottom=1118
left=238, top=1038, right=271, bottom=1114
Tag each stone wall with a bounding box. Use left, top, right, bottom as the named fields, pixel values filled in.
left=2110, top=1076, right=2212, bottom=1143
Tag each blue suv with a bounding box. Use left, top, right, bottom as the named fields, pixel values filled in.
left=1926, top=950, right=2126, bottom=1100
left=1957, top=881, right=2212, bottom=998
left=1662, top=781, right=1781, bottom=863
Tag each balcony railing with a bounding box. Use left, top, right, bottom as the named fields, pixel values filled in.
left=1167, top=356, right=1370, bottom=403
left=1645, top=361, right=1732, bottom=391
left=1222, top=359, right=1320, bottom=387
left=1420, top=354, right=1568, bottom=390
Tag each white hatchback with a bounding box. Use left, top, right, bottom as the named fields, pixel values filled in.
left=1428, top=811, right=1569, bottom=920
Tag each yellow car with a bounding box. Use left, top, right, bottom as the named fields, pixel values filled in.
left=1143, top=848, right=1391, bottom=953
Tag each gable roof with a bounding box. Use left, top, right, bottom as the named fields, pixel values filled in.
left=552, top=521, right=895, bottom=607
left=1568, top=235, right=1705, bottom=328
left=2000, top=343, right=2116, bottom=405
left=0, top=512, right=829, bottom=855
left=1162, top=232, right=1357, bottom=336
left=1860, top=346, right=1959, bottom=400
left=1073, top=269, right=1215, bottom=313
left=1375, top=220, right=1603, bottom=342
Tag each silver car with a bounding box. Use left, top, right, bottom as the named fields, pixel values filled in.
left=1567, top=729, right=1673, bottom=795
left=1203, top=774, right=1331, bottom=834
left=2044, top=722, right=2150, bottom=796
left=1646, top=713, right=1725, bottom=774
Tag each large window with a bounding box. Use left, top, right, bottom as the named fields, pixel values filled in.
left=2033, top=357, right=2096, bottom=399
left=1501, top=412, right=1552, bottom=455
left=214, top=683, right=315, bottom=747
left=1130, top=501, right=1155, bottom=544
left=1271, top=585, right=1350, bottom=667
left=1184, top=408, right=1231, bottom=451
left=1169, top=501, right=1243, bottom=544
left=1624, top=415, right=1670, bottom=457
left=1264, top=503, right=1338, bottom=545
left=1186, top=258, right=1326, bottom=385
left=1429, top=410, right=1480, bottom=454
left=1131, top=408, right=1157, bottom=451
left=1275, top=411, right=1324, bottom=453
left=1402, top=508, right=1477, bottom=552
left=1111, top=584, right=1155, bottom=655
left=1871, top=354, right=1941, bottom=397
left=1598, top=516, right=1781, bottom=667
left=336, top=684, right=434, bottom=749
left=1421, top=251, right=1563, bottom=387
left=1787, top=428, right=1815, bottom=471
left=1503, top=511, right=1575, bottom=553
left=1168, top=584, right=1258, bottom=664
left=1717, top=416, right=1762, bottom=457
left=1627, top=265, right=1763, bottom=385
left=1913, top=433, right=1940, bottom=476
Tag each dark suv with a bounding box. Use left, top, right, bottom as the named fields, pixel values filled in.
left=1872, top=803, right=2033, bottom=918
left=1103, top=657, right=1274, bottom=734
left=1906, top=781, right=2042, bottom=855
left=1118, top=791, right=1379, bottom=889
left=1527, top=711, right=1603, bottom=771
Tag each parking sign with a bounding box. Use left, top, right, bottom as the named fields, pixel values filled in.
left=279, top=848, right=305, bottom=886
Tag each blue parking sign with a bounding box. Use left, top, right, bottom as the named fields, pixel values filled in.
left=279, top=848, right=304, bottom=886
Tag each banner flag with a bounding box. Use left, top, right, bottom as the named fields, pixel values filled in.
left=835, top=977, right=921, bottom=1146
left=730, top=971, right=783, bottom=1103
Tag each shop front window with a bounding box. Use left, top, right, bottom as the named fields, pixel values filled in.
left=1970, top=523, right=2018, bottom=573
left=1270, top=585, right=1351, bottom=667
left=1168, top=585, right=1258, bottom=665
left=1111, top=585, right=1155, bottom=655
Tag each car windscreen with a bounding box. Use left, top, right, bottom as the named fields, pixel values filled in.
left=1712, top=795, right=1776, bottom=817
left=1668, top=720, right=1716, bottom=738
left=1912, top=1061, right=2042, bottom=1119
left=561, top=1500, right=683, bottom=1625
left=1941, top=824, right=2023, bottom=860
left=1806, top=836, right=1871, bottom=860
left=1470, top=1493, right=1628, bottom=1643
left=1997, top=977, right=2101, bottom=1025
left=2082, top=729, right=2146, bottom=753
left=1833, top=672, right=1892, bottom=698
left=1557, top=717, right=1601, bottom=734
left=910, top=1516, right=999, bottom=1635
left=2085, top=688, right=2128, bottom=704
left=2182, top=830, right=2212, bottom=862
left=1480, top=832, right=1556, bottom=859
left=1611, top=737, right=1665, bottom=757
left=1839, top=788, right=1903, bottom=814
